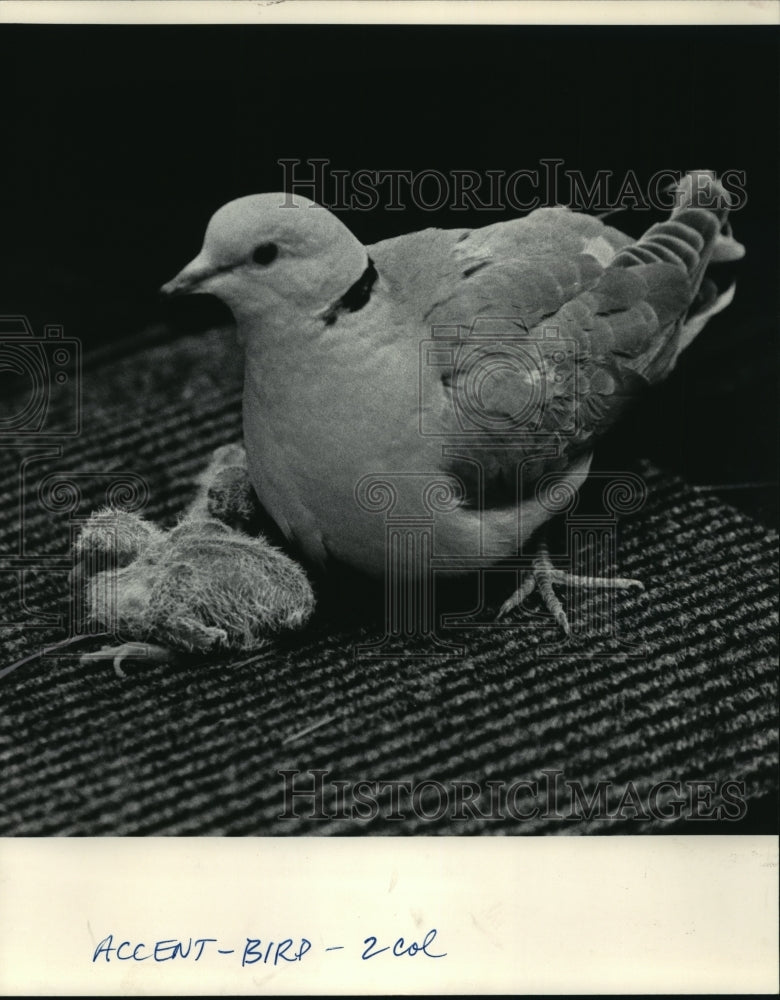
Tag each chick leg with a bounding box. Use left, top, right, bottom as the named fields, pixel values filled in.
left=189, top=442, right=265, bottom=532
left=497, top=538, right=644, bottom=635
left=79, top=642, right=172, bottom=679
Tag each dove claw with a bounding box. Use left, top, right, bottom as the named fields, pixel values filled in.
left=497, top=538, right=643, bottom=634
left=496, top=571, right=537, bottom=619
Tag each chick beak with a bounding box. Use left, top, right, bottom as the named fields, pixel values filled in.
left=160, top=254, right=219, bottom=297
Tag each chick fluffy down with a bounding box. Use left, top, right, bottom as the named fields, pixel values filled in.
left=78, top=511, right=314, bottom=653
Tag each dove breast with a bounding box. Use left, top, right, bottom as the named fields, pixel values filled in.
left=240, top=218, right=605, bottom=578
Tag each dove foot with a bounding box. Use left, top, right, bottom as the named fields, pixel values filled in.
left=79, top=642, right=172, bottom=678
left=497, top=539, right=644, bottom=635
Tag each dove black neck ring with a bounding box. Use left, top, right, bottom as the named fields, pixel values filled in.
left=323, top=257, right=378, bottom=326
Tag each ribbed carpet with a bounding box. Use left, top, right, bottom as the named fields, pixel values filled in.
left=0, top=328, right=777, bottom=835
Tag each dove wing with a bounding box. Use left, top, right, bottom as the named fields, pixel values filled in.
left=419, top=209, right=696, bottom=506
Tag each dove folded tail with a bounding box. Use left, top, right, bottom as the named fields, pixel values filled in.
left=608, top=170, right=744, bottom=380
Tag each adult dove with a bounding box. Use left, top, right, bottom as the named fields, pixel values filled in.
left=162, top=171, right=743, bottom=632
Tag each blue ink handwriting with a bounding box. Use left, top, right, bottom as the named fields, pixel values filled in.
left=361, top=928, right=446, bottom=960
left=92, top=929, right=446, bottom=965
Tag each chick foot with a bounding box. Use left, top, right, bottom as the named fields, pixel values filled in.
left=79, top=642, right=173, bottom=679
left=497, top=539, right=644, bottom=635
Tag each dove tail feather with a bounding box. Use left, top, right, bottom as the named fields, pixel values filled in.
left=612, top=170, right=742, bottom=281
left=609, top=170, right=744, bottom=376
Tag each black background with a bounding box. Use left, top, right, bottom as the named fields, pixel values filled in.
left=2, top=24, right=778, bottom=522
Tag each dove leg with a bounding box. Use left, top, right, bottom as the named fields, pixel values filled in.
left=497, top=538, right=644, bottom=635
left=79, top=642, right=172, bottom=679
left=187, top=443, right=263, bottom=532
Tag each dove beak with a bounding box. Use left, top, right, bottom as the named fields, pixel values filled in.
left=160, top=254, right=225, bottom=297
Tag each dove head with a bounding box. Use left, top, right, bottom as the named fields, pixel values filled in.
left=161, top=193, right=369, bottom=334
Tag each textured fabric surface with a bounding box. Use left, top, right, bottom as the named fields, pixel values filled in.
left=0, top=329, right=777, bottom=835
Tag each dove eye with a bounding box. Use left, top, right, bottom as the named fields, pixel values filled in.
left=252, top=242, right=279, bottom=266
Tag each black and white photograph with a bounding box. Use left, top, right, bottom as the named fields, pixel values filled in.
left=1, top=2, right=778, bottom=992
left=1, top=0, right=778, bottom=966
left=1, top=3, right=777, bottom=840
